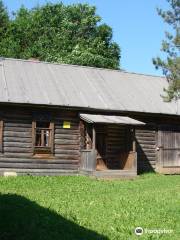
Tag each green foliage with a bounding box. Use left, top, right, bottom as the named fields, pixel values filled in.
left=153, top=0, right=180, bottom=101
left=0, top=1, right=120, bottom=69
left=0, top=174, right=179, bottom=239
left=0, top=0, right=8, bottom=35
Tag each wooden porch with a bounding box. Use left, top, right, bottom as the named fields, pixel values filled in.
left=80, top=150, right=137, bottom=178
left=80, top=149, right=137, bottom=178
left=79, top=114, right=144, bottom=178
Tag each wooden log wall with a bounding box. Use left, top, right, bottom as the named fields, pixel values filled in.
left=2, top=107, right=180, bottom=175
left=128, top=114, right=180, bottom=173
left=54, top=111, right=80, bottom=169
left=0, top=107, right=80, bottom=174
left=3, top=110, right=32, bottom=159
left=135, top=126, right=157, bottom=172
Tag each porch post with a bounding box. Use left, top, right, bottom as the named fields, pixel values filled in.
left=92, top=125, right=96, bottom=150
left=132, top=127, right=137, bottom=171
left=132, top=128, right=136, bottom=152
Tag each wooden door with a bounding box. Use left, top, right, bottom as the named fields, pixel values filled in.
left=158, top=126, right=180, bottom=168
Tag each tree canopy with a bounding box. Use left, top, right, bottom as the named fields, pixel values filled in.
left=153, top=0, right=180, bottom=101
left=0, top=1, right=120, bottom=69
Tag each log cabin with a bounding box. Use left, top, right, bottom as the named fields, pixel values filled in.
left=0, top=58, right=180, bottom=177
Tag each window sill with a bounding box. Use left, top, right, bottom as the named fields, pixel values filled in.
left=33, top=153, right=55, bottom=159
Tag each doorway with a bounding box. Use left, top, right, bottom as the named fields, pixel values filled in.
left=96, top=126, right=108, bottom=170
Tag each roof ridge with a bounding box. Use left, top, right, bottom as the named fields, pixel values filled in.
left=1, top=57, right=165, bottom=79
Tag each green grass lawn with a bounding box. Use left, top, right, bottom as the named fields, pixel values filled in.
left=0, top=174, right=179, bottom=240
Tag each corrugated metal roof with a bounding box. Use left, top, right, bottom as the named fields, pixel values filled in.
left=0, top=58, right=179, bottom=115
left=80, top=114, right=145, bottom=125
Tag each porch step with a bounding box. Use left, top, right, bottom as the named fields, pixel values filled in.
left=80, top=169, right=137, bottom=179
left=92, top=170, right=137, bottom=179
left=0, top=168, right=79, bottom=176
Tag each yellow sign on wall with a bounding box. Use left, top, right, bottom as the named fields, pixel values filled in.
left=63, top=121, right=71, bottom=129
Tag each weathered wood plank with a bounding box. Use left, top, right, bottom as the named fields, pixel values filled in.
left=4, top=153, right=32, bottom=158
left=4, top=147, right=32, bottom=153
left=55, top=134, right=79, bottom=140
left=0, top=158, right=79, bottom=164
left=55, top=129, right=79, bottom=134
left=4, top=142, right=32, bottom=148
left=137, top=144, right=156, bottom=149
left=3, top=113, right=31, bottom=118
left=54, top=154, right=79, bottom=160
left=0, top=162, right=78, bottom=169
left=4, top=123, right=32, bottom=128
left=55, top=124, right=79, bottom=129
left=135, top=132, right=155, bottom=139
left=137, top=148, right=156, bottom=153
left=55, top=117, right=79, bottom=122
left=139, top=151, right=156, bottom=156
left=0, top=120, right=3, bottom=153
left=4, top=127, right=32, bottom=132
left=4, top=132, right=31, bottom=138
left=0, top=168, right=78, bottom=174
left=55, top=139, right=79, bottom=145
left=54, top=149, right=80, bottom=155
left=4, top=137, right=32, bottom=143
left=55, top=144, right=79, bottom=150
left=139, top=156, right=157, bottom=160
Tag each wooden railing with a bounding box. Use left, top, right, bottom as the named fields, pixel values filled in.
left=80, top=149, right=97, bottom=171
left=80, top=150, right=137, bottom=172
left=35, top=128, right=52, bottom=148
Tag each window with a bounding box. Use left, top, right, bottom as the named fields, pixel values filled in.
left=0, top=120, right=3, bottom=153
left=35, top=122, right=51, bottom=147
left=32, top=120, right=54, bottom=156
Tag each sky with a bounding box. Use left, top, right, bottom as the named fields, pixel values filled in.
left=3, top=0, right=171, bottom=76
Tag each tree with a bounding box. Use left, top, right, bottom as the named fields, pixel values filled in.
left=0, top=2, right=120, bottom=69
left=153, top=0, right=180, bottom=101
left=0, top=0, right=8, bottom=35
left=0, top=0, right=12, bottom=56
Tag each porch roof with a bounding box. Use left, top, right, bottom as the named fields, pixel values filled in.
left=80, top=114, right=145, bottom=125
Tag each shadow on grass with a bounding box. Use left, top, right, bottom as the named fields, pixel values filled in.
left=0, top=194, right=108, bottom=240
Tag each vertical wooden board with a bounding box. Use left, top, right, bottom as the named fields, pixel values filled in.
left=158, top=126, right=180, bottom=169
left=32, top=121, right=36, bottom=154
left=0, top=120, right=3, bottom=153
left=50, top=122, right=55, bottom=154
left=157, top=129, right=162, bottom=169
left=80, top=150, right=96, bottom=171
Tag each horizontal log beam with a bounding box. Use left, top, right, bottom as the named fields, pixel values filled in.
left=0, top=162, right=78, bottom=169
left=0, top=158, right=79, bottom=164
left=4, top=137, right=32, bottom=143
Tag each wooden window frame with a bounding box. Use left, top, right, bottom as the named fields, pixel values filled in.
left=0, top=120, right=3, bottom=153
left=32, top=120, right=54, bottom=157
